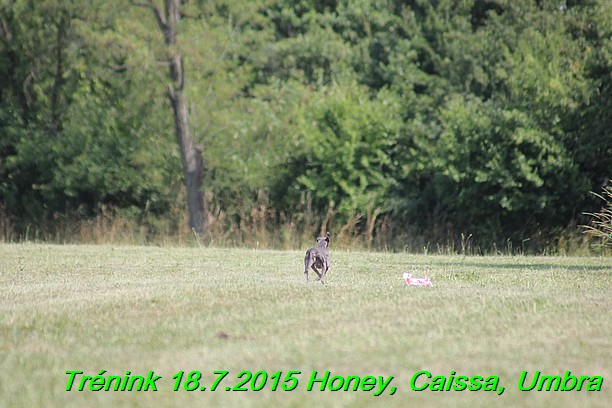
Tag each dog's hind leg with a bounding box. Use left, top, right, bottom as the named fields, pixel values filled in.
left=304, top=256, right=310, bottom=282
left=311, top=265, right=323, bottom=282
left=304, top=253, right=320, bottom=282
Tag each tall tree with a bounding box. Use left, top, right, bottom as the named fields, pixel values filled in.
left=133, top=0, right=205, bottom=235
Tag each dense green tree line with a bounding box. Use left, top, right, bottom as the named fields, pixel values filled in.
left=1, top=0, right=610, bottom=249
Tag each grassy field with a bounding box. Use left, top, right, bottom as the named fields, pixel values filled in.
left=1, top=243, right=610, bottom=407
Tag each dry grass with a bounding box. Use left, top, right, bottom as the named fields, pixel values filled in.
left=1, top=244, right=610, bottom=407
left=584, top=182, right=612, bottom=248
left=2, top=198, right=604, bottom=255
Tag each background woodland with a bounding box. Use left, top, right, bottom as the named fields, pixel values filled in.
left=0, top=0, right=610, bottom=252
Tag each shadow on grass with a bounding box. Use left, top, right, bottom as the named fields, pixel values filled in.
left=431, top=261, right=610, bottom=272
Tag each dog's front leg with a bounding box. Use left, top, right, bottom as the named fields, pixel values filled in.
left=319, top=261, right=330, bottom=284
left=316, top=265, right=325, bottom=284
left=311, top=265, right=323, bottom=281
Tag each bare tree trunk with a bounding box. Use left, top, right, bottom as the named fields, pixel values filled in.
left=168, top=67, right=205, bottom=235
left=135, top=0, right=206, bottom=235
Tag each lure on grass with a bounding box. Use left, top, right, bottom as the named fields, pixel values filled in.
left=403, top=268, right=432, bottom=286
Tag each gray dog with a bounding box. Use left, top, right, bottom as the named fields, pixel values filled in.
left=304, top=232, right=330, bottom=284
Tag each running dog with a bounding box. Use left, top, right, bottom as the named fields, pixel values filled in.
left=304, top=232, right=330, bottom=284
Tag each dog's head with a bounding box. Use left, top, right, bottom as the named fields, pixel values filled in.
left=316, top=232, right=330, bottom=247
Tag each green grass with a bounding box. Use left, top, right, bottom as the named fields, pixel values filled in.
left=1, top=244, right=610, bottom=407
